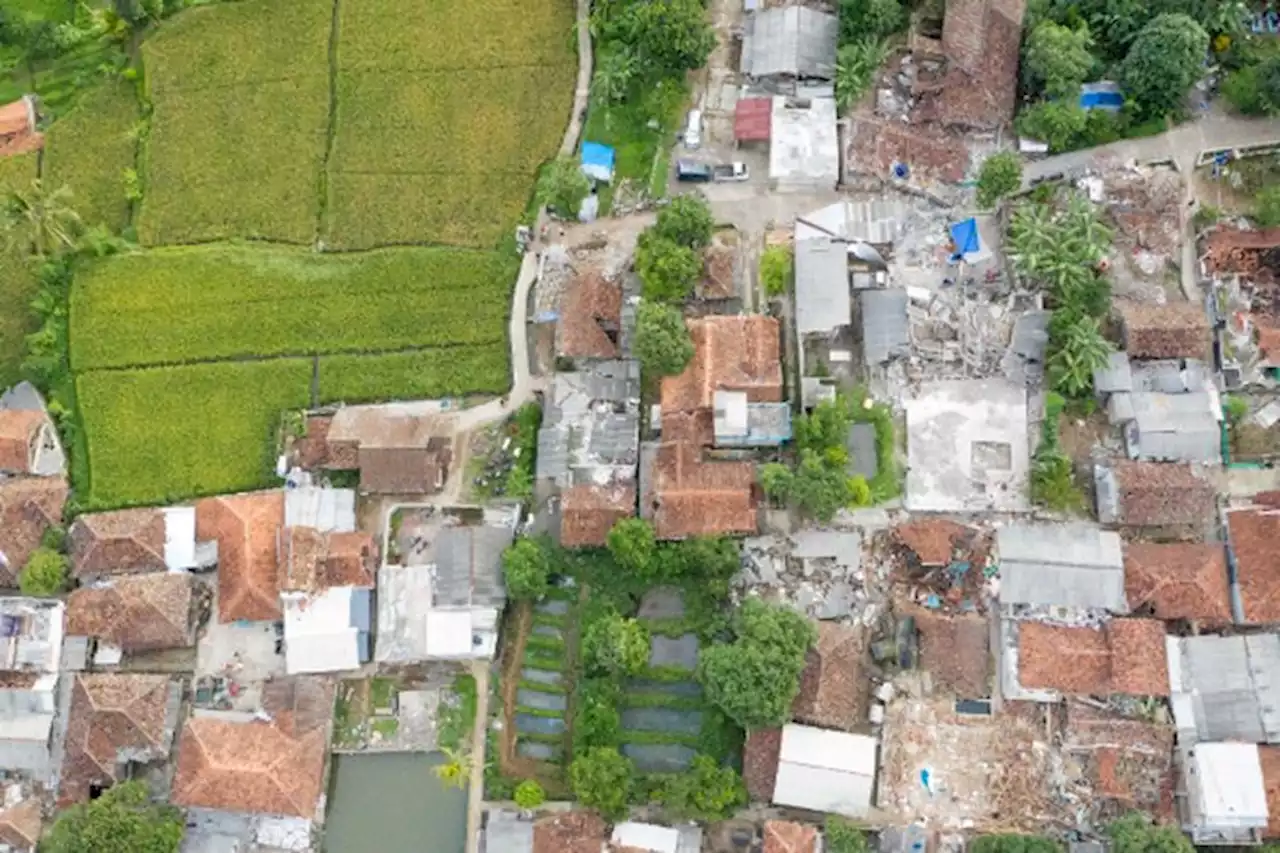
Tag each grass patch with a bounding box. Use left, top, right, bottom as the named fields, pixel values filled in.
left=369, top=677, right=397, bottom=710
left=371, top=718, right=400, bottom=737
left=619, top=729, right=700, bottom=747
left=43, top=78, right=140, bottom=233
left=638, top=664, right=698, bottom=682
left=519, top=679, right=568, bottom=695
left=318, top=346, right=510, bottom=403
left=580, top=79, right=686, bottom=201
left=524, top=634, right=566, bottom=656
left=437, top=673, right=477, bottom=751
left=624, top=692, right=703, bottom=711
left=515, top=705, right=565, bottom=720
left=0, top=152, right=39, bottom=387
left=532, top=611, right=567, bottom=628
left=75, top=358, right=313, bottom=506
left=70, top=244, right=512, bottom=370
left=523, top=653, right=565, bottom=671
left=518, top=731, right=567, bottom=746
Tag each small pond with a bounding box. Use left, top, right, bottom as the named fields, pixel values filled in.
left=324, top=752, right=466, bottom=853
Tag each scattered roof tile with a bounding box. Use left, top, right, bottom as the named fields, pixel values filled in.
left=0, top=477, right=66, bottom=587
left=894, top=518, right=970, bottom=566
left=532, top=811, right=608, bottom=853
left=660, top=315, right=783, bottom=414
left=914, top=610, right=990, bottom=696
left=59, top=674, right=174, bottom=805
left=1108, top=461, right=1215, bottom=527
left=701, top=245, right=737, bottom=301
left=561, top=484, right=635, bottom=548
left=1018, top=619, right=1169, bottom=696
left=763, top=821, right=818, bottom=853
left=1258, top=323, right=1280, bottom=366
left=68, top=508, right=167, bottom=578
left=171, top=680, right=333, bottom=819
left=66, top=573, right=194, bottom=651
left=278, top=527, right=376, bottom=593
left=846, top=114, right=968, bottom=184
left=916, top=0, right=1024, bottom=130
left=0, top=409, right=46, bottom=474
left=1124, top=542, right=1230, bottom=625
left=1063, top=701, right=1175, bottom=818
left=1204, top=225, right=1280, bottom=275
left=791, top=622, right=867, bottom=730
left=649, top=412, right=756, bottom=540
left=558, top=271, right=622, bottom=360
left=743, top=728, right=782, bottom=802
left=196, top=491, right=285, bottom=622
left=1119, top=302, right=1210, bottom=359
left=1228, top=505, right=1280, bottom=624
left=0, top=797, right=40, bottom=850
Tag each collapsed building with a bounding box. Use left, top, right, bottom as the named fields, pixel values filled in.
left=1201, top=225, right=1280, bottom=386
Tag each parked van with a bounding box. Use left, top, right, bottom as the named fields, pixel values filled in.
left=683, top=108, right=702, bottom=149
left=676, top=160, right=712, bottom=182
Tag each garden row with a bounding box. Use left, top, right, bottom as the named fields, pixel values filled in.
left=511, top=587, right=578, bottom=767
left=135, top=0, right=576, bottom=249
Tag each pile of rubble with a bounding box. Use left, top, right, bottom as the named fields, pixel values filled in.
left=907, top=289, right=1020, bottom=380
left=737, top=530, right=889, bottom=624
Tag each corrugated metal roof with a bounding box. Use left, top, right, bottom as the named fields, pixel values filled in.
left=433, top=526, right=512, bottom=609
left=795, top=238, right=851, bottom=334
left=740, top=6, right=838, bottom=79
left=997, top=523, right=1126, bottom=610
left=860, top=288, right=909, bottom=365
left=1190, top=743, right=1268, bottom=825
left=846, top=422, right=878, bottom=480
left=773, top=724, right=876, bottom=817
left=1167, top=634, right=1280, bottom=743
left=796, top=199, right=907, bottom=244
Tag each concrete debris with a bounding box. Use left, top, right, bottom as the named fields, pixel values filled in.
left=738, top=532, right=885, bottom=625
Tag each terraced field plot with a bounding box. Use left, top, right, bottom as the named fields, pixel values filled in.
left=0, top=153, right=39, bottom=387
left=43, top=79, right=139, bottom=233
left=512, top=593, right=576, bottom=766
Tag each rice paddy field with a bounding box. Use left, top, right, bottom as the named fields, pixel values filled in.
left=0, top=152, right=40, bottom=388
left=49, top=0, right=576, bottom=506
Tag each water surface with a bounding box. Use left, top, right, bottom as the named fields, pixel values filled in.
left=324, top=752, right=467, bottom=853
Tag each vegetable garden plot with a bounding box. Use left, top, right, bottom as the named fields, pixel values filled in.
left=138, top=75, right=329, bottom=246
left=42, top=80, right=138, bottom=232
left=337, top=0, right=575, bottom=72
left=76, top=359, right=313, bottom=506
left=621, top=743, right=696, bottom=773
left=70, top=244, right=512, bottom=370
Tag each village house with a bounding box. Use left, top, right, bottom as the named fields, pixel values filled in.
left=65, top=572, right=198, bottom=664
left=1012, top=617, right=1170, bottom=700
left=196, top=490, right=287, bottom=623
left=0, top=784, right=42, bottom=853
left=555, top=270, right=626, bottom=364
left=68, top=505, right=217, bottom=580
left=1202, top=225, right=1280, bottom=384
left=0, top=477, right=66, bottom=588
left=295, top=403, right=456, bottom=495
left=1094, top=459, right=1217, bottom=534
left=0, top=386, right=61, bottom=478
left=1124, top=541, right=1231, bottom=626
left=1226, top=495, right=1280, bottom=625
left=1118, top=302, right=1212, bottom=361
left=0, top=598, right=63, bottom=782
left=610, top=821, right=702, bottom=853
left=744, top=723, right=878, bottom=817
left=0, top=96, right=40, bottom=159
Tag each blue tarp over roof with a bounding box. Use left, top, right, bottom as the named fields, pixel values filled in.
left=581, top=142, right=616, bottom=183
left=950, top=218, right=979, bottom=258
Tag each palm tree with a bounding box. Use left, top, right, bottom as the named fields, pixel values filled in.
left=1048, top=316, right=1112, bottom=398
left=592, top=48, right=636, bottom=108
left=834, top=38, right=887, bottom=113
left=434, top=745, right=470, bottom=790
left=3, top=180, right=82, bottom=258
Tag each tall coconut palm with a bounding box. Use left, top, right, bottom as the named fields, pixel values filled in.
left=3, top=180, right=82, bottom=258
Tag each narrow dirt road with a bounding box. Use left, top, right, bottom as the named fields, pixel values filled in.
left=464, top=659, right=491, bottom=853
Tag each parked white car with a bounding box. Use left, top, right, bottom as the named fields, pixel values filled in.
left=683, top=108, right=702, bottom=149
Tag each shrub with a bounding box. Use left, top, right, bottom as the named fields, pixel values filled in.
left=582, top=612, right=649, bottom=678
left=1224, top=394, right=1250, bottom=424
left=969, top=835, right=1061, bottom=853
left=503, top=538, right=551, bottom=601
left=653, top=194, right=713, bottom=250
left=976, top=151, right=1022, bottom=209
left=656, top=754, right=746, bottom=821
left=573, top=678, right=623, bottom=755
left=826, top=816, right=871, bottom=853
left=514, top=780, right=545, bottom=810
left=606, top=517, right=656, bottom=578
left=1106, top=813, right=1193, bottom=853
left=569, top=747, right=634, bottom=820
left=1256, top=185, right=1280, bottom=227
left=538, top=156, right=591, bottom=218
left=759, top=245, right=793, bottom=297
left=20, top=547, right=68, bottom=596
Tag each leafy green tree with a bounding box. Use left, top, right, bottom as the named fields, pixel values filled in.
left=635, top=302, right=694, bottom=377
left=20, top=546, right=67, bottom=596
left=825, top=817, right=871, bottom=853
left=596, top=0, right=715, bottom=78
left=1048, top=315, right=1111, bottom=398
left=664, top=536, right=740, bottom=582
left=795, top=396, right=852, bottom=454
left=698, top=599, right=816, bottom=729
left=538, top=156, right=591, bottom=218
left=570, top=747, right=634, bottom=820
left=653, top=194, right=714, bottom=250
left=514, top=780, right=545, bottom=810
left=582, top=613, right=649, bottom=678
left=838, top=0, right=906, bottom=40
left=1015, top=101, right=1089, bottom=152
left=573, top=678, right=623, bottom=754
left=1106, top=813, right=1193, bottom=853
left=969, top=835, right=1062, bottom=853
left=760, top=245, right=793, bottom=297
left=1256, top=185, right=1280, bottom=227
left=2, top=180, right=82, bottom=258
left=759, top=462, right=794, bottom=504
left=43, top=780, right=183, bottom=853
left=790, top=449, right=860, bottom=521
left=502, top=538, right=550, bottom=601
left=835, top=38, right=888, bottom=111
left=656, top=754, right=746, bottom=820
left=976, top=152, right=1023, bottom=209
left=1023, top=21, right=1095, bottom=98
left=1118, top=14, right=1208, bottom=119
left=607, top=517, right=656, bottom=577
left=636, top=234, right=701, bottom=302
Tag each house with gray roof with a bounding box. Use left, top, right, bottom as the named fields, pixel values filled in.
left=740, top=6, right=838, bottom=82
left=1166, top=633, right=1280, bottom=745
left=1110, top=389, right=1222, bottom=464
left=997, top=523, right=1126, bottom=614
left=795, top=238, right=850, bottom=337
left=860, top=288, right=909, bottom=367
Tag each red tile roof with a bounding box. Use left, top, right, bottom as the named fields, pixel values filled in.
left=277, top=527, right=376, bottom=593
left=0, top=477, right=66, bottom=587
left=68, top=508, right=168, bottom=577
left=558, top=271, right=622, bottom=359
left=735, top=97, right=772, bottom=142
left=1108, top=461, right=1215, bottom=527
left=894, top=518, right=970, bottom=566
left=0, top=409, right=45, bottom=474
left=743, top=728, right=782, bottom=802
left=1229, top=505, right=1280, bottom=624
left=649, top=411, right=756, bottom=540
left=660, top=315, right=783, bottom=414
left=1018, top=619, right=1169, bottom=696
left=0, top=797, right=40, bottom=850
left=1124, top=542, right=1231, bottom=625
left=59, top=674, right=174, bottom=805
left=66, top=573, right=194, bottom=651
left=196, top=491, right=285, bottom=622
left=1119, top=302, right=1211, bottom=359
left=763, top=821, right=818, bottom=853
left=791, top=622, right=867, bottom=730
left=560, top=484, right=635, bottom=548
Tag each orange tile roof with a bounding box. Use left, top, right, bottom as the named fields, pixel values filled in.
left=914, top=609, right=991, bottom=696
left=1124, top=542, right=1231, bottom=625
left=1119, top=302, right=1211, bottom=359
left=791, top=622, right=867, bottom=730
left=59, top=674, right=174, bottom=805
left=0, top=797, right=40, bottom=850
left=1109, top=461, right=1215, bottom=527
left=560, top=484, right=635, bottom=548
left=0, top=99, right=32, bottom=138
left=66, top=573, right=194, bottom=651
left=649, top=411, right=756, bottom=540
left=277, top=527, right=376, bottom=593
left=68, top=507, right=167, bottom=577
left=0, top=477, right=66, bottom=587
left=743, top=728, right=782, bottom=802
left=763, top=821, right=818, bottom=853
left=1018, top=619, right=1169, bottom=696
left=533, top=812, right=609, bottom=853
left=894, top=518, right=970, bottom=566
left=660, top=315, right=783, bottom=413
left=1228, top=506, right=1280, bottom=624
left=196, top=491, right=284, bottom=622
left=0, top=409, right=45, bottom=473
left=558, top=270, right=622, bottom=359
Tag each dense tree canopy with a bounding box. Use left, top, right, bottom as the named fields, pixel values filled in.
left=606, top=518, right=656, bottom=578
left=968, top=835, right=1062, bottom=853
left=1118, top=14, right=1209, bottom=119
left=502, top=538, right=551, bottom=601
left=1023, top=22, right=1095, bottom=98
left=656, top=754, right=746, bottom=820
left=636, top=234, right=701, bottom=303
left=634, top=302, right=694, bottom=377
left=652, top=194, right=713, bottom=250
left=582, top=612, right=649, bottom=678
left=44, top=781, right=183, bottom=853
left=537, top=157, right=590, bottom=218
left=593, top=0, right=715, bottom=78
left=1106, top=813, right=1194, bottom=853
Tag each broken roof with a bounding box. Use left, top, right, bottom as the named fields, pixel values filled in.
left=998, top=523, right=1126, bottom=611
left=532, top=811, right=608, bottom=853
left=860, top=287, right=909, bottom=365
left=1095, top=460, right=1215, bottom=528
left=1124, top=542, right=1230, bottom=625
left=647, top=411, right=756, bottom=540
left=537, top=360, right=641, bottom=489
left=1120, top=302, right=1210, bottom=359
left=0, top=477, right=66, bottom=588
left=1204, top=225, right=1280, bottom=274
left=59, top=674, right=177, bottom=804
left=195, top=491, right=285, bottom=623
left=66, top=572, right=194, bottom=652
left=1017, top=619, right=1169, bottom=696
left=660, top=315, right=783, bottom=413
left=278, top=527, right=376, bottom=593
left=1228, top=504, right=1280, bottom=624
left=763, top=821, right=818, bottom=853
left=791, top=622, right=867, bottom=731
left=68, top=507, right=167, bottom=577
left=558, top=270, right=623, bottom=360
left=1061, top=701, right=1175, bottom=821
left=922, top=0, right=1024, bottom=130
left=740, top=6, right=838, bottom=79
left=560, top=483, right=635, bottom=548
left=894, top=518, right=970, bottom=566
left=172, top=679, right=334, bottom=819
left=846, top=116, right=968, bottom=184
left=795, top=238, right=851, bottom=335
left=914, top=610, right=990, bottom=697
left=743, top=728, right=782, bottom=802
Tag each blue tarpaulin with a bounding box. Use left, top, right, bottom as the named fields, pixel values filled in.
left=949, top=218, right=980, bottom=262
left=1079, top=81, right=1124, bottom=111
left=580, top=142, right=615, bottom=183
